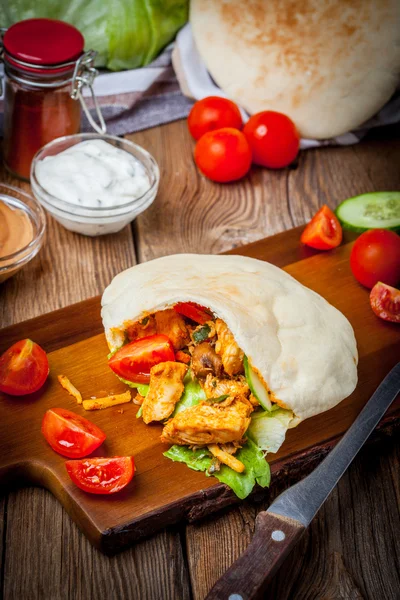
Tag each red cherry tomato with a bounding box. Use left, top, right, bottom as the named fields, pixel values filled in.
left=42, top=408, right=106, bottom=458
left=370, top=282, right=400, bottom=324
left=66, top=456, right=134, bottom=494
left=108, top=334, right=175, bottom=383
left=173, top=302, right=212, bottom=324
left=243, top=111, right=300, bottom=169
left=350, top=229, right=400, bottom=289
left=194, top=127, right=252, bottom=183
left=300, top=205, right=343, bottom=250
left=0, top=339, right=49, bottom=396
left=188, top=96, right=243, bottom=141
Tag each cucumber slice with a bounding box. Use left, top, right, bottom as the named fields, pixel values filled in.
left=243, top=356, right=272, bottom=411
left=336, top=192, right=400, bottom=232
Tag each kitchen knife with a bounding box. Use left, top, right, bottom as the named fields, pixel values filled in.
left=206, top=362, right=400, bottom=600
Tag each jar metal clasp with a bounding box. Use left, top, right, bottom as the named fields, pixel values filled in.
left=71, top=50, right=107, bottom=135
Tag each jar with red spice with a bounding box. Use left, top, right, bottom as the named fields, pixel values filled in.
left=1, top=18, right=105, bottom=180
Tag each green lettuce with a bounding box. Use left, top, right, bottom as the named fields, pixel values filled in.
left=172, top=370, right=206, bottom=416
left=0, top=0, right=188, bottom=70
left=164, top=439, right=270, bottom=500
left=248, top=408, right=294, bottom=454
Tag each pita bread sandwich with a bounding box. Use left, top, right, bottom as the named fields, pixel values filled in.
left=101, top=254, right=358, bottom=498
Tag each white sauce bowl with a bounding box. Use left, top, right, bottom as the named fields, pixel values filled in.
left=31, top=133, right=159, bottom=237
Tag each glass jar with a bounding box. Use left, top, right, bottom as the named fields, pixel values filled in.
left=1, top=19, right=105, bottom=181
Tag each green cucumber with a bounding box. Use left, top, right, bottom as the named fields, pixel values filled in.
left=336, top=192, right=400, bottom=232
left=243, top=356, right=272, bottom=411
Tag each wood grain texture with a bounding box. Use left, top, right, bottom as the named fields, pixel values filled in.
left=0, top=170, right=189, bottom=599
left=1, top=121, right=399, bottom=600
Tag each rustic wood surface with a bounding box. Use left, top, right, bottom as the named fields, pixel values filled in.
left=0, top=121, right=399, bottom=599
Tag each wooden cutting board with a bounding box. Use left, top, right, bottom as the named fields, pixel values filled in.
left=1, top=226, right=399, bottom=554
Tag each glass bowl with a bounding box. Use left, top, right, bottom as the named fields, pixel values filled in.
left=0, top=184, right=46, bottom=283
left=30, top=133, right=160, bottom=236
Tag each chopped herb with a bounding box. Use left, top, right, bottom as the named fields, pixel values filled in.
left=141, top=316, right=149, bottom=326
left=207, top=394, right=229, bottom=403
left=193, top=323, right=211, bottom=344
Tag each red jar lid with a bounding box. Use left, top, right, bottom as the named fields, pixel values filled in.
left=3, top=18, right=84, bottom=74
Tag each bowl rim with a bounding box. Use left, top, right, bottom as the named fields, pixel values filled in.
left=30, top=132, right=160, bottom=215
left=0, top=183, right=46, bottom=268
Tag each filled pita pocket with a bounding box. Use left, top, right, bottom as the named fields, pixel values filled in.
left=101, top=254, right=358, bottom=498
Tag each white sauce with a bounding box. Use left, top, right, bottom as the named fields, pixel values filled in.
left=35, top=139, right=150, bottom=208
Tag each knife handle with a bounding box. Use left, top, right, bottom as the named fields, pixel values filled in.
left=205, top=511, right=305, bottom=600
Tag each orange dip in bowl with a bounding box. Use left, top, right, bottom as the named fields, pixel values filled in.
left=0, top=200, right=33, bottom=261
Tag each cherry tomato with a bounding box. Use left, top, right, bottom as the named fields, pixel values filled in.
left=194, top=127, right=252, bottom=183
left=0, top=339, right=49, bottom=396
left=243, top=111, right=300, bottom=169
left=66, top=456, right=134, bottom=494
left=42, top=408, right=106, bottom=458
left=300, top=205, right=343, bottom=250
left=370, top=282, right=400, bottom=324
left=108, top=334, right=175, bottom=383
left=174, top=302, right=212, bottom=324
left=188, top=96, right=243, bottom=141
left=350, top=229, right=400, bottom=289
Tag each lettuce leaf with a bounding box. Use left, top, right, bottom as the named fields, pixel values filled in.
left=0, top=0, right=188, bottom=71
left=248, top=408, right=294, bottom=454
left=164, top=439, right=270, bottom=500
left=172, top=370, right=206, bottom=416
left=116, top=376, right=149, bottom=397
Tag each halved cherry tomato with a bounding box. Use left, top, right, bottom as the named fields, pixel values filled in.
left=188, top=96, right=243, bottom=141
left=108, top=334, right=175, bottom=383
left=42, top=408, right=106, bottom=458
left=370, top=282, right=400, bottom=323
left=300, top=205, right=343, bottom=250
left=0, top=339, right=49, bottom=396
left=66, top=456, right=134, bottom=494
left=174, top=302, right=212, bottom=324
left=350, top=229, right=400, bottom=289
left=194, top=127, right=252, bottom=183
left=243, top=111, right=300, bottom=169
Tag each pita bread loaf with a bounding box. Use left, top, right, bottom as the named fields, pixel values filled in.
left=101, top=254, right=358, bottom=423
left=190, top=0, right=400, bottom=139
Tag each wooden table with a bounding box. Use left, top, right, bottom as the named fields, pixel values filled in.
left=1, top=121, right=399, bottom=600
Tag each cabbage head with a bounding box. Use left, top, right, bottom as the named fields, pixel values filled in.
left=0, top=0, right=188, bottom=70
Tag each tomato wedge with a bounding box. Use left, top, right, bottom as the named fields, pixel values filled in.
left=66, top=457, right=135, bottom=494
left=108, top=334, right=175, bottom=383
left=0, top=339, right=49, bottom=396
left=42, top=408, right=106, bottom=458
left=173, top=302, right=212, bottom=324
left=370, top=282, right=400, bottom=323
left=300, top=205, right=343, bottom=250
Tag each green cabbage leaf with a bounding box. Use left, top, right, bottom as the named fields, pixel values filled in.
left=0, top=0, right=188, bottom=70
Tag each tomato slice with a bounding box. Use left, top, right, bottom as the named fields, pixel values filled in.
left=66, top=457, right=135, bottom=494
left=0, top=339, right=49, bottom=396
left=300, top=205, right=343, bottom=250
left=173, top=302, right=212, bottom=324
left=370, top=282, right=400, bottom=323
left=108, top=334, right=175, bottom=383
left=42, top=408, right=106, bottom=458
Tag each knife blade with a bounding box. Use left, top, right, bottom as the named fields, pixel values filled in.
left=206, top=362, right=400, bottom=600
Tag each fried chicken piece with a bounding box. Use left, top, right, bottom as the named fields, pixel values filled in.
left=215, top=319, right=244, bottom=376
left=142, top=361, right=188, bottom=424
left=126, top=315, right=156, bottom=341
left=191, top=342, right=224, bottom=379
left=161, top=394, right=253, bottom=445
left=155, top=309, right=190, bottom=350
left=203, top=374, right=249, bottom=399
left=208, top=444, right=245, bottom=473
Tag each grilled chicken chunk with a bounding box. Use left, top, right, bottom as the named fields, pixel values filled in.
left=142, top=361, right=187, bottom=424
left=191, top=342, right=224, bottom=379
left=155, top=309, right=190, bottom=350
left=161, top=394, right=253, bottom=445
left=203, top=374, right=249, bottom=399
left=126, top=315, right=156, bottom=341
left=215, top=319, right=244, bottom=376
